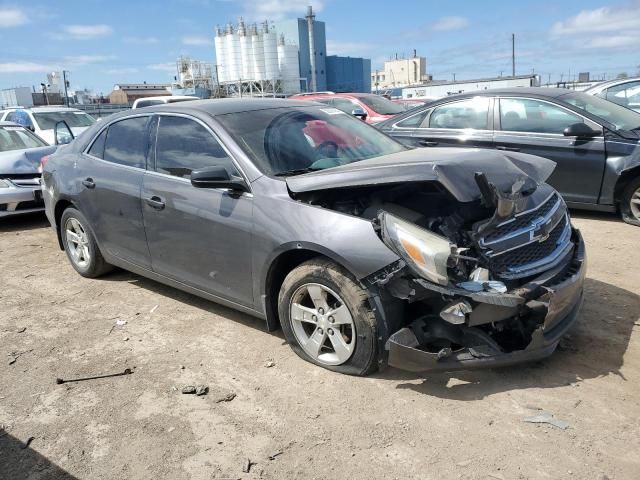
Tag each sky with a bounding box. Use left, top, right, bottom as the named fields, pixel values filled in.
left=1, top=0, right=639, bottom=94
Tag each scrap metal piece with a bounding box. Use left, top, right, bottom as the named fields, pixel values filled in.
left=56, top=368, right=132, bottom=384
left=440, top=300, right=472, bottom=325
left=523, top=411, right=569, bottom=430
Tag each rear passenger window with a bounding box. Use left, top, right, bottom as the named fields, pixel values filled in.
left=103, top=117, right=149, bottom=168
left=429, top=97, right=490, bottom=130
left=499, top=98, right=582, bottom=134
left=155, top=116, right=237, bottom=178
left=395, top=109, right=430, bottom=128
left=88, top=129, right=107, bottom=158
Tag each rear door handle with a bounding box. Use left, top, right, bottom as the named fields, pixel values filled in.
left=145, top=195, right=165, bottom=210
left=82, top=178, right=95, bottom=189
left=418, top=140, right=439, bottom=147
left=496, top=145, right=520, bottom=152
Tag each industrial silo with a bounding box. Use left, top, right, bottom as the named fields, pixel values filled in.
left=224, top=23, right=240, bottom=82
left=214, top=26, right=226, bottom=83
left=278, top=35, right=300, bottom=94
left=251, top=23, right=265, bottom=81
left=262, top=22, right=279, bottom=83
left=238, top=18, right=252, bottom=80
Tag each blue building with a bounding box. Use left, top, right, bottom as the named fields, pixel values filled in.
left=275, top=6, right=370, bottom=93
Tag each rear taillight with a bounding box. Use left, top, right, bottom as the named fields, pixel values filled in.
left=39, top=155, right=50, bottom=173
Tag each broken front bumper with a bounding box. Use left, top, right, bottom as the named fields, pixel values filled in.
left=0, top=178, right=44, bottom=217
left=386, top=228, right=586, bottom=372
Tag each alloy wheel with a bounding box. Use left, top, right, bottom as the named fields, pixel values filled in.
left=65, top=217, right=91, bottom=269
left=289, top=283, right=356, bottom=366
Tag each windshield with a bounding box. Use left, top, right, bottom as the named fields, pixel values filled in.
left=0, top=126, right=48, bottom=152
left=217, top=106, right=407, bottom=176
left=33, top=111, right=96, bottom=130
left=561, top=92, right=640, bottom=131
left=358, top=95, right=405, bottom=115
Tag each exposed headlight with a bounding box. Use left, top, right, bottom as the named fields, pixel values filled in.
left=0, top=179, right=11, bottom=188
left=380, top=212, right=454, bottom=285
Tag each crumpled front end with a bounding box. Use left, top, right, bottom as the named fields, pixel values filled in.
left=375, top=175, right=586, bottom=372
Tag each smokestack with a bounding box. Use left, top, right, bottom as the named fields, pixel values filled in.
left=306, top=5, right=317, bottom=91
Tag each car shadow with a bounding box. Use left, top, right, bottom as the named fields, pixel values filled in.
left=569, top=208, right=622, bottom=223
left=375, top=278, right=639, bottom=400
left=0, top=212, right=49, bottom=233
left=98, top=269, right=284, bottom=338
left=0, top=432, right=79, bottom=480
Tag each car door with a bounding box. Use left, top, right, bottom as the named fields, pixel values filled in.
left=142, top=114, right=254, bottom=307
left=493, top=97, right=606, bottom=204
left=397, top=96, right=494, bottom=149
left=78, top=115, right=152, bottom=269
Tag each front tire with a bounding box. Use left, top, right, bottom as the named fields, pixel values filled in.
left=620, top=177, right=640, bottom=226
left=61, top=207, right=112, bottom=278
left=278, top=258, right=378, bottom=376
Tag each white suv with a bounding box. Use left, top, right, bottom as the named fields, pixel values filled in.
left=0, top=106, right=96, bottom=145
left=132, top=95, right=199, bottom=109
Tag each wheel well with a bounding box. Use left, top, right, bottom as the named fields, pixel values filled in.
left=614, top=166, right=640, bottom=204
left=54, top=199, right=74, bottom=250
left=264, top=249, right=330, bottom=331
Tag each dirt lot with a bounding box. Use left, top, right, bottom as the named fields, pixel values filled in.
left=1, top=211, right=639, bottom=480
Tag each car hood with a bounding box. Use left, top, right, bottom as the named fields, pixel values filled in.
left=0, top=145, right=57, bottom=175
left=285, top=147, right=556, bottom=203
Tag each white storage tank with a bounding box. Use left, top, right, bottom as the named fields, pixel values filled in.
left=214, top=26, right=226, bottom=83
left=251, top=23, right=265, bottom=81
left=278, top=36, right=300, bottom=94
left=224, top=23, right=240, bottom=82
left=262, top=22, right=279, bottom=82
left=238, top=19, right=252, bottom=80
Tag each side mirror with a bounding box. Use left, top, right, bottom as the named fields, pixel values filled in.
left=351, top=108, right=368, bottom=120
left=563, top=122, right=601, bottom=138
left=54, top=120, right=75, bottom=145
left=27, top=125, right=36, bottom=132
left=190, top=165, right=248, bottom=192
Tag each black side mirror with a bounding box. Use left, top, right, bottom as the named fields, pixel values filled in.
left=190, top=165, right=248, bottom=192
left=351, top=108, right=368, bottom=120
left=563, top=122, right=601, bottom=138
left=54, top=120, right=75, bottom=145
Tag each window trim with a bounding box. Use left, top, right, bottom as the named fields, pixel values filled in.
left=149, top=112, right=252, bottom=192
left=390, top=108, right=432, bottom=130
left=497, top=96, right=604, bottom=138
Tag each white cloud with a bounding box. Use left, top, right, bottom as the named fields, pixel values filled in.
left=124, top=36, right=159, bottom=45
left=551, top=5, right=640, bottom=52
left=0, top=62, right=60, bottom=73
left=238, top=0, right=324, bottom=21
left=431, top=16, right=469, bottom=32
left=147, top=62, right=176, bottom=72
left=63, top=24, right=113, bottom=40
left=182, top=35, right=211, bottom=46
left=0, top=7, right=28, bottom=27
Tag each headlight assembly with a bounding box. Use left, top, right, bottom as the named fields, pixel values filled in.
left=0, top=179, right=11, bottom=188
left=380, top=211, right=454, bottom=286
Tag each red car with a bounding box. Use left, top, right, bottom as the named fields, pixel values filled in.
left=289, top=92, right=405, bottom=124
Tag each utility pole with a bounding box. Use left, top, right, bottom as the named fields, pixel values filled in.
left=511, top=33, right=515, bottom=77
left=63, top=70, right=70, bottom=107
left=40, top=83, right=49, bottom=105
left=453, top=73, right=456, bottom=82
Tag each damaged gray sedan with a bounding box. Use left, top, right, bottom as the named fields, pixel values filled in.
left=42, top=99, right=586, bottom=375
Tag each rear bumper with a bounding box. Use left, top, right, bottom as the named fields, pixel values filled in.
left=386, top=229, right=586, bottom=372
left=0, top=181, right=44, bottom=218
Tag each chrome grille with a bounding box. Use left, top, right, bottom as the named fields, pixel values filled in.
left=10, top=177, right=41, bottom=188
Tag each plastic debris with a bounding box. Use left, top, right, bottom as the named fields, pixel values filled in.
left=523, top=411, right=569, bottom=430
left=116, top=319, right=127, bottom=326
left=264, top=360, right=275, bottom=368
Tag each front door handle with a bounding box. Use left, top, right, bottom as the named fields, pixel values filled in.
left=496, top=145, right=520, bottom=152
left=145, top=195, right=165, bottom=210
left=82, top=178, right=95, bottom=189
left=418, top=140, right=439, bottom=147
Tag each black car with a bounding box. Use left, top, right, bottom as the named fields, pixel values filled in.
left=377, top=88, right=640, bottom=226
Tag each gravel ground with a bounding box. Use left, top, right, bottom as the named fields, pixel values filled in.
left=1, top=210, right=639, bottom=480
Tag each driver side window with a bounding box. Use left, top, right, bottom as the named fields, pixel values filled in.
left=155, top=116, right=238, bottom=179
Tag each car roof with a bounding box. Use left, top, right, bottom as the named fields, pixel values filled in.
left=3, top=106, right=84, bottom=112
left=584, top=77, right=640, bottom=92
left=126, top=98, right=318, bottom=116
left=0, top=121, right=24, bottom=127
left=445, top=87, right=573, bottom=99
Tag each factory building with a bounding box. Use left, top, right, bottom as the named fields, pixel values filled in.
left=372, top=54, right=428, bottom=90
left=214, top=6, right=371, bottom=96
left=401, top=74, right=541, bottom=100
left=109, top=83, right=171, bottom=104
left=0, top=87, right=33, bottom=108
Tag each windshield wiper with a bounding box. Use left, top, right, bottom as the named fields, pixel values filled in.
left=274, top=167, right=319, bottom=177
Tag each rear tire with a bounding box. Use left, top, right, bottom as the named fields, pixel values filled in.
left=278, top=258, right=379, bottom=376
left=620, top=177, right=640, bottom=226
left=61, top=207, right=112, bottom=278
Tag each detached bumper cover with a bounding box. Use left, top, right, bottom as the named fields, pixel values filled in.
left=386, top=228, right=586, bottom=372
